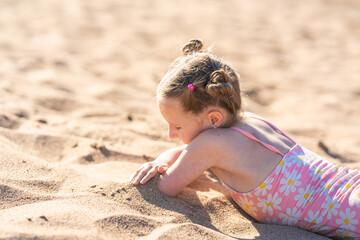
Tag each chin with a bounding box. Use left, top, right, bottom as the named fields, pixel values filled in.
left=181, top=138, right=193, bottom=145
left=179, top=135, right=197, bottom=145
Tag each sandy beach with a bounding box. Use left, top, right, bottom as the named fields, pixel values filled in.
left=0, top=0, right=359, bottom=239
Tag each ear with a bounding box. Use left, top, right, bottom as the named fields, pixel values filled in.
left=207, top=110, right=223, bottom=128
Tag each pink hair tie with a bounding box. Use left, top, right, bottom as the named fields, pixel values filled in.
left=188, top=83, right=195, bottom=91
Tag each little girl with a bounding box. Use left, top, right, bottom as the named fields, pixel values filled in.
left=129, top=39, right=360, bottom=239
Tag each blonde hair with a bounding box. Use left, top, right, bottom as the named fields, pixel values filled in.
left=157, top=39, right=243, bottom=127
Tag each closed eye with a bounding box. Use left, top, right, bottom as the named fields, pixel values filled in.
left=175, top=126, right=181, bottom=130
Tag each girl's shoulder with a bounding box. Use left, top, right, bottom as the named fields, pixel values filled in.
left=188, top=127, right=252, bottom=160
left=191, top=112, right=262, bottom=150
left=191, top=112, right=264, bottom=151
left=195, top=126, right=247, bottom=145
left=192, top=112, right=296, bottom=159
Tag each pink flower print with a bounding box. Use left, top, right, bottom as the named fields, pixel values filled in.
left=349, top=186, right=360, bottom=208
left=232, top=192, right=255, bottom=205
left=275, top=159, right=292, bottom=175
left=288, top=153, right=305, bottom=168
left=326, top=163, right=340, bottom=175
left=294, top=184, right=315, bottom=207
left=309, top=165, right=326, bottom=182
left=279, top=207, right=302, bottom=226
left=293, top=147, right=321, bottom=169
left=238, top=195, right=258, bottom=217
left=279, top=170, right=302, bottom=196
left=304, top=210, right=324, bottom=228
left=336, top=178, right=356, bottom=198
left=321, top=196, right=341, bottom=220
left=290, top=145, right=304, bottom=156
left=302, top=147, right=322, bottom=162
left=316, top=179, right=338, bottom=197
left=254, top=177, right=274, bottom=196
left=224, top=183, right=246, bottom=200
left=335, top=229, right=357, bottom=239
left=335, top=207, right=359, bottom=232
left=257, top=192, right=282, bottom=216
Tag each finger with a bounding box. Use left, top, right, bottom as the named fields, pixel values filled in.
left=139, top=168, right=157, bottom=184
left=128, top=162, right=152, bottom=182
left=132, top=166, right=152, bottom=185
left=128, top=171, right=138, bottom=183
left=128, top=166, right=145, bottom=183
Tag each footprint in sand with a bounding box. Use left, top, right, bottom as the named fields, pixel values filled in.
left=96, top=214, right=160, bottom=238
left=0, top=114, right=20, bottom=129
left=35, top=97, right=79, bottom=112
left=0, top=184, right=54, bottom=210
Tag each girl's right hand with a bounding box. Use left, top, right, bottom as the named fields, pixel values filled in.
left=128, top=162, right=169, bottom=185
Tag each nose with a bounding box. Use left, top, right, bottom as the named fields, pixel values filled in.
left=168, top=127, right=178, bottom=139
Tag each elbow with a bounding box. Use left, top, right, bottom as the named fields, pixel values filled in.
left=157, top=175, right=179, bottom=197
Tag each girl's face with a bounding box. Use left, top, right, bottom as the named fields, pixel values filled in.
left=158, top=97, right=210, bottom=144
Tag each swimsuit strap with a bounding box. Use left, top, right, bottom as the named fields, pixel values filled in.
left=231, top=127, right=285, bottom=157
left=247, top=113, right=296, bottom=144
left=231, top=113, right=297, bottom=157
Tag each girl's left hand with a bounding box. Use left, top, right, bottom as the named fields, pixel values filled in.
left=128, top=162, right=169, bottom=185
left=128, top=145, right=187, bottom=185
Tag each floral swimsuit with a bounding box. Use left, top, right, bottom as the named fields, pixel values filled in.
left=221, top=115, right=360, bottom=239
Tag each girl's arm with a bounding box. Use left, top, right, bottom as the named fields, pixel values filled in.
left=157, top=133, right=218, bottom=197
left=129, top=144, right=187, bottom=185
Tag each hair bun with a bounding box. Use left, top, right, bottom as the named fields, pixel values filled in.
left=206, top=69, right=233, bottom=97
left=182, top=39, right=203, bottom=55
left=210, top=69, right=229, bottom=83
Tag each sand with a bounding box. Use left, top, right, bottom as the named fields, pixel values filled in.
left=0, top=0, right=359, bottom=239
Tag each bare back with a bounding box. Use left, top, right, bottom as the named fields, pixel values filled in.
left=210, top=113, right=296, bottom=193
